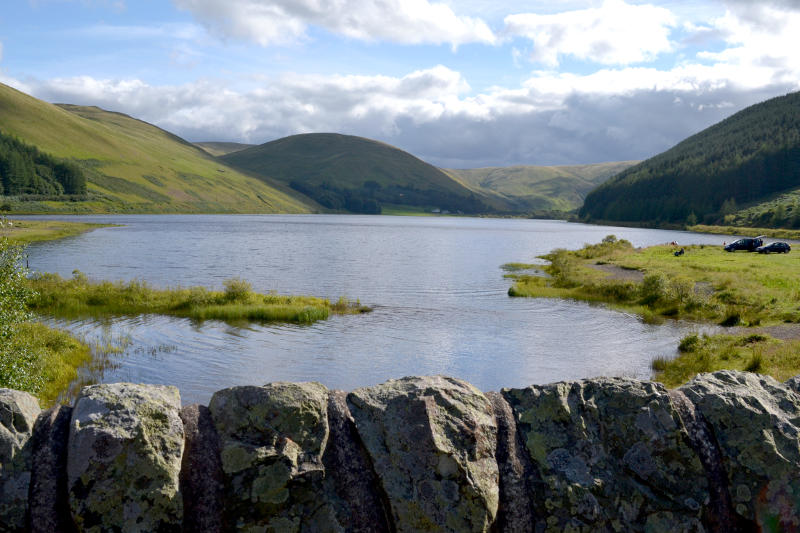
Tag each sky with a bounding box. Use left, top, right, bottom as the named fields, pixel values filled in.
left=1, top=0, right=799, bottom=168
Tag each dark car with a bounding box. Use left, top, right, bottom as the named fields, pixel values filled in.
left=756, top=242, right=791, bottom=254
left=724, top=236, right=764, bottom=252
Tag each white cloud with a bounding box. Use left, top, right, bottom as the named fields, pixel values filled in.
left=18, top=60, right=799, bottom=169
left=172, top=0, right=496, bottom=46
left=504, top=0, right=677, bottom=66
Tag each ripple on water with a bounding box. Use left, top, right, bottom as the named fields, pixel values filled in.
left=25, top=215, right=729, bottom=404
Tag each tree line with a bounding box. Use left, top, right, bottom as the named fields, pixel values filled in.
left=0, top=130, right=87, bottom=196
left=580, top=91, right=800, bottom=226
left=290, top=179, right=488, bottom=214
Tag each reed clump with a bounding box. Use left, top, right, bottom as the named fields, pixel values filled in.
left=27, top=271, right=371, bottom=325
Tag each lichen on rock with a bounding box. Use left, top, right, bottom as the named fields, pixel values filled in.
left=209, top=381, right=336, bottom=532
left=680, top=371, right=800, bottom=530
left=0, top=388, right=41, bottom=532
left=502, top=377, right=708, bottom=532
left=67, top=383, right=184, bottom=532
left=347, top=376, right=499, bottom=533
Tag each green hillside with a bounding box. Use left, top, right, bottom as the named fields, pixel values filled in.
left=580, top=91, right=800, bottom=226
left=221, top=133, right=492, bottom=214
left=446, top=161, right=637, bottom=213
left=195, top=142, right=253, bottom=157
left=0, top=83, right=311, bottom=213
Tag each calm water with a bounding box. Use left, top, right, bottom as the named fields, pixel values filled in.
left=22, top=215, right=732, bottom=404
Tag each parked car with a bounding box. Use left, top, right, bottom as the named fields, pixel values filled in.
left=724, top=236, right=764, bottom=252
left=756, top=242, right=791, bottom=254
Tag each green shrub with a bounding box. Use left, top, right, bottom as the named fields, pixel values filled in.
left=640, top=273, right=668, bottom=306
left=223, top=277, right=252, bottom=302
left=678, top=334, right=700, bottom=353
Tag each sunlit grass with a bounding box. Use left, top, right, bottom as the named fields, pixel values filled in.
left=651, top=333, right=800, bottom=388
left=0, top=321, right=92, bottom=407
left=506, top=235, right=800, bottom=326
left=0, top=219, right=113, bottom=244
left=27, top=272, right=370, bottom=325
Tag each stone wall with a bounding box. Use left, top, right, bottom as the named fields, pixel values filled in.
left=2, top=371, right=799, bottom=532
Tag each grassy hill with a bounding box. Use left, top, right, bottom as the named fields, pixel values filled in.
left=446, top=161, right=637, bottom=213
left=580, top=91, right=800, bottom=226
left=220, top=133, right=495, bottom=214
left=0, top=83, right=311, bottom=213
left=195, top=142, right=253, bottom=157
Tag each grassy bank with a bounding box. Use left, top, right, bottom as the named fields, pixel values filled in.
left=1, top=217, right=112, bottom=243
left=0, top=322, right=92, bottom=406
left=688, top=224, right=800, bottom=241
left=506, top=235, right=800, bottom=385
left=652, top=333, right=800, bottom=388
left=28, top=273, right=370, bottom=325
left=507, top=236, right=799, bottom=326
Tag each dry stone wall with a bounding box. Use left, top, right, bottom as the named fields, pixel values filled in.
left=1, top=370, right=799, bottom=532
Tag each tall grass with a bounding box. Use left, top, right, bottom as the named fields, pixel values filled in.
left=27, top=272, right=370, bottom=325
left=651, top=333, right=800, bottom=388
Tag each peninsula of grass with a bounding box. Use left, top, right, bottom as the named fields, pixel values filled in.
left=1, top=218, right=112, bottom=244
left=506, top=235, right=800, bottom=326
left=506, top=235, right=800, bottom=385
left=27, top=272, right=370, bottom=325
left=688, top=224, right=800, bottom=241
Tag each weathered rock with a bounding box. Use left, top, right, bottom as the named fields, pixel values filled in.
left=179, top=404, right=224, bottom=533
left=668, top=391, right=746, bottom=533
left=486, top=391, right=537, bottom=533
left=503, top=377, right=708, bottom=532
left=680, top=371, right=800, bottom=530
left=209, top=381, right=337, bottom=532
left=347, top=376, right=499, bottom=533
left=322, top=390, right=392, bottom=532
left=29, top=405, right=76, bottom=533
left=67, top=383, right=184, bottom=533
left=0, top=388, right=40, bottom=533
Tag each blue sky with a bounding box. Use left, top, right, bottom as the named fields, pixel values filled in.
left=1, top=0, right=799, bottom=167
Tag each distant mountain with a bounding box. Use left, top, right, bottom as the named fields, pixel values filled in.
left=580, top=91, right=800, bottom=226
left=0, top=82, right=311, bottom=213
left=221, top=133, right=493, bottom=214
left=195, top=142, right=254, bottom=157
left=446, top=161, right=637, bottom=213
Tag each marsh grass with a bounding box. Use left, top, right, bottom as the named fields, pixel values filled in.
left=0, top=322, right=92, bottom=406
left=651, top=333, right=800, bottom=388
left=27, top=272, right=370, bottom=325
left=507, top=236, right=800, bottom=326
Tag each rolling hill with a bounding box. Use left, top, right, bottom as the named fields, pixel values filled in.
left=0, top=82, right=311, bottom=214
left=220, top=133, right=496, bottom=214
left=580, top=91, right=800, bottom=226
left=446, top=161, right=637, bottom=213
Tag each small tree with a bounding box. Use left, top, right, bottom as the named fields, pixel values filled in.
left=0, top=221, right=33, bottom=338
